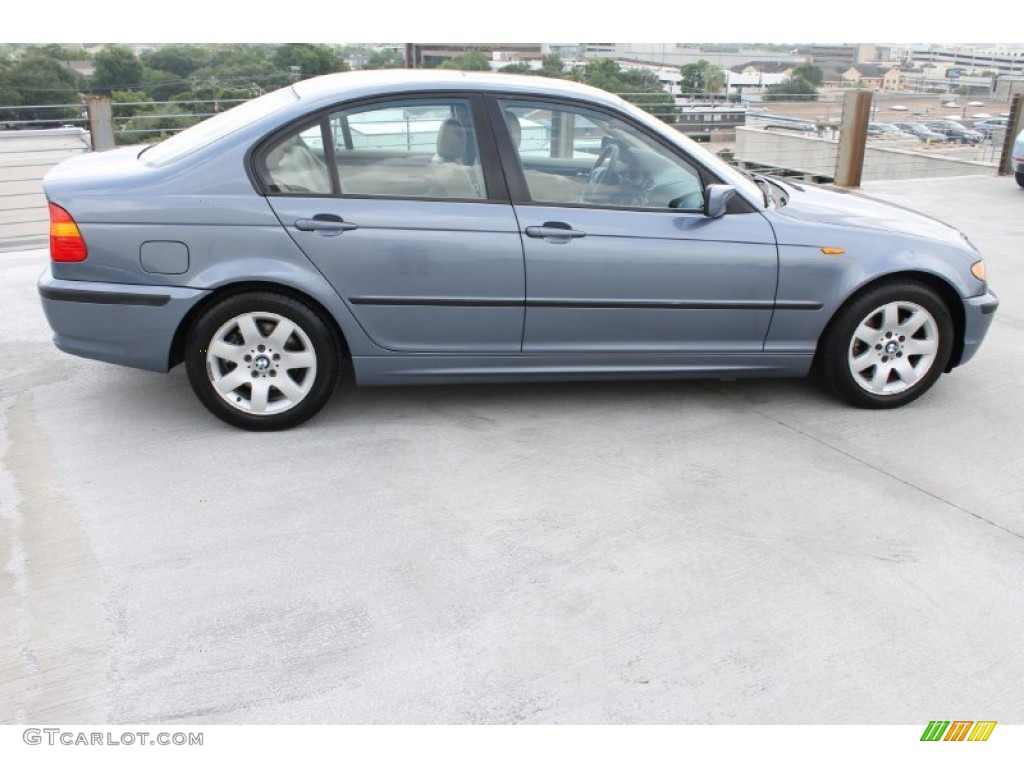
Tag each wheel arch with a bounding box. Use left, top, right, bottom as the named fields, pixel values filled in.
left=815, top=270, right=966, bottom=372
left=169, top=281, right=351, bottom=370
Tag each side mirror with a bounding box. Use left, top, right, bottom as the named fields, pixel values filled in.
left=704, top=184, right=736, bottom=219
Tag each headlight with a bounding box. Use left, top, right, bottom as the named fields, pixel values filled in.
left=971, top=260, right=986, bottom=282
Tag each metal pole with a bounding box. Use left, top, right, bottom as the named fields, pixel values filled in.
left=84, top=95, right=114, bottom=152
left=834, top=89, right=872, bottom=188
left=997, top=93, right=1022, bottom=176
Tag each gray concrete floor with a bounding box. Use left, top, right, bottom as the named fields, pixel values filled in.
left=1, top=175, right=1022, bottom=725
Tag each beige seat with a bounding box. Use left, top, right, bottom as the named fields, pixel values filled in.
left=503, top=110, right=583, bottom=203
left=264, top=135, right=332, bottom=194
left=429, top=118, right=483, bottom=199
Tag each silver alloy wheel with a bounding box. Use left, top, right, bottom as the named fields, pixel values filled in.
left=847, top=300, right=939, bottom=395
left=205, top=311, right=317, bottom=415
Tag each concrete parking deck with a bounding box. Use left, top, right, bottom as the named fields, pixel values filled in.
left=1, top=175, right=1022, bottom=724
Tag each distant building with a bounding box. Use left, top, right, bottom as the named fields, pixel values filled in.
left=840, top=64, right=903, bottom=91
left=803, top=44, right=877, bottom=66
left=60, top=60, right=95, bottom=78
left=910, top=46, right=1024, bottom=78
left=730, top=61, right=795, bottom=77
left=405, top=44, right=542, bottom=68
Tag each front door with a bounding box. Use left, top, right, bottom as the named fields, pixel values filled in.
left=494, top=97, right=778, bottom=355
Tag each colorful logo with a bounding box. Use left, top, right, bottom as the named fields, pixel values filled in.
left=920, top=721, right=996, bottom=741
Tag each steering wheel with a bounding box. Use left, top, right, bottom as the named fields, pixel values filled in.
left=583, top=143, right=620, bottom=202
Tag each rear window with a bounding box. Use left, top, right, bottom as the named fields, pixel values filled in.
left=140, top=87, right=298, bottom=167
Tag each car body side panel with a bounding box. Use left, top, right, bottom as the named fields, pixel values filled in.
left=38, top=270, right=208, bottom=372
left=761, top=182, right=988, bottom=358
left=45, top=219, right=388, bottom=361
left=351, top=352, right=813, bottom=386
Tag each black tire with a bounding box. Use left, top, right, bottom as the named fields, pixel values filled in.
left=185, top=291, right=339, bottom=430
left=1016, top=171, right=1024, bottom=189
left=819, top=281, right=954, bottom=409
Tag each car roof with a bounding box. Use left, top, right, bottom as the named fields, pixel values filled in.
left=292, top=69, right=627, bottom=110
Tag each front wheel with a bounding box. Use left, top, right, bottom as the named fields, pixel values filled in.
left=819, top=281, right=954, bottom=409
left=1016, top=171, right=1024, bottom=189
left=185, top=292, right=340, bottom=430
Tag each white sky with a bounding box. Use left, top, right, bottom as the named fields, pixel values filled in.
left=3, top=1, right=1016, bottom=46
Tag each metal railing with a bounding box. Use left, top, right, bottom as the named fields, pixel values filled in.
left=2, top=92, right=1021, bottom=249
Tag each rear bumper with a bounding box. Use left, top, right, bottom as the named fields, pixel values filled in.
left=957, top=288, right=999, bottom=367
left=38, top=268, right=209, bottom=372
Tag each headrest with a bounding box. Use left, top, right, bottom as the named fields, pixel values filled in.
left=436, top=118, right=468, bottom=162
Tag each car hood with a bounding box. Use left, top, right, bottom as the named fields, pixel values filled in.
left=768, top=179, right=967, bottom=248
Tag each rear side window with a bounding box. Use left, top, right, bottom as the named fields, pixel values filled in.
left=141, top=88, right=298, bottom=167
left=256, top=97, right=487, bottom=201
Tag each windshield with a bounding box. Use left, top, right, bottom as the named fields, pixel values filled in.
left=141, top=87, right=298, bottom=167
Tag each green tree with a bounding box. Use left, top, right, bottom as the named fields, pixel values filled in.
left=364, top=49, right=404, bottom=69
left=119, top=103, right=198, bottom=145
left=109, top=89, right=149, bottom=118
left=3, top=54, right=80, bottom=121
left=190, top=45, right=289, bottom=93
left=91, top=46, right=143, bottom=94
left=569, top=59, right=676, bottom=123
left=274, top=43, right=349, bottom=78
left=790, top=62, right=823, bottom=87
left=140, top=67, right=186, bottom=102
left=765, top=76, right=819, bottom=101
left=569, top=57, right=623, bottom=91
left=499, top=62, right=532, bottom=74
left=170, top=83, right=251, bottom=113
left=24, top=44, right=92, bottom=63
left=679, top=59, right=725, bottom=95
left=0, top=60, right=23, bottom=115
left=142, top=45, right=211, bottom=78
left=438, top=50, right=491, bottom=71
left=538, top=53, right=565, bottom=78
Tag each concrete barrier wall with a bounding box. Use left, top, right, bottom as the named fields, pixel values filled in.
left=733, top=126, right=997, bottom=183
left=0, top=128, right=91, bottom=250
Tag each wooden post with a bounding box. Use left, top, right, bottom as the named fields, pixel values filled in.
left=834, top=90, right=872, bottom=188
left=997, top=93, right=1022, bottom=176
left=84, top=96, right=114, bottom=152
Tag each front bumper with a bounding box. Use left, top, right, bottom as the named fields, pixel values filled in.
left=38, top=268, right=209, bottom=372
left=957, top=288, right=999, bottom=367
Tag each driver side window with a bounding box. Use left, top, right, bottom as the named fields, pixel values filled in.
left=498, top=99, right=704, bottom=210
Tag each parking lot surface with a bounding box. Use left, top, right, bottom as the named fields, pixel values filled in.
left=1, top=175, right=1022, bottom=724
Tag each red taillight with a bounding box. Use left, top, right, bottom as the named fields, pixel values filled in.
left=49, top=203, right=88, bottom=262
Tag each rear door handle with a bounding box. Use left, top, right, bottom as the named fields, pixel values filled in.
left=295, top=215, right=358, bottom=233
left=525, top=222, right=586, bottom=239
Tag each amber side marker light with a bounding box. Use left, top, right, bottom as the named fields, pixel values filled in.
left=820, top=247, right=846, bottom=255
left=971, top=260, right=986, bottom=281
left=49, top=202, right=88, bottom=262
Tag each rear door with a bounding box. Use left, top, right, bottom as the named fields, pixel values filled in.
left=258, top=94, right=525, bottom=353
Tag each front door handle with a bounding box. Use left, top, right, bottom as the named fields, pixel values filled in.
left=525, top=222, right=586, bottom=239
left=295, top=215, right=358, bottom=233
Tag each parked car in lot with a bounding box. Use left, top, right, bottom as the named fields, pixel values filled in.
left=923, top=120, right=983, bottom=144
left=889, top=121, right=948, bottom=143
left=39, top=71, right=999, bottom=430
left=973, top=117, right=1008, bottom=138
left=1013, top=129, right=1024, bottom=188
left=867, top=122, right=915, bottom=140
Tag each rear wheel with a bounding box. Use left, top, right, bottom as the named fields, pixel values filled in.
left=820, top=281, right=954, bottom=409
left=185, top=292, right=339, bottom=430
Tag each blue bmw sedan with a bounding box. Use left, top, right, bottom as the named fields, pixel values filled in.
left=39, top=71, right=998, bottom=429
